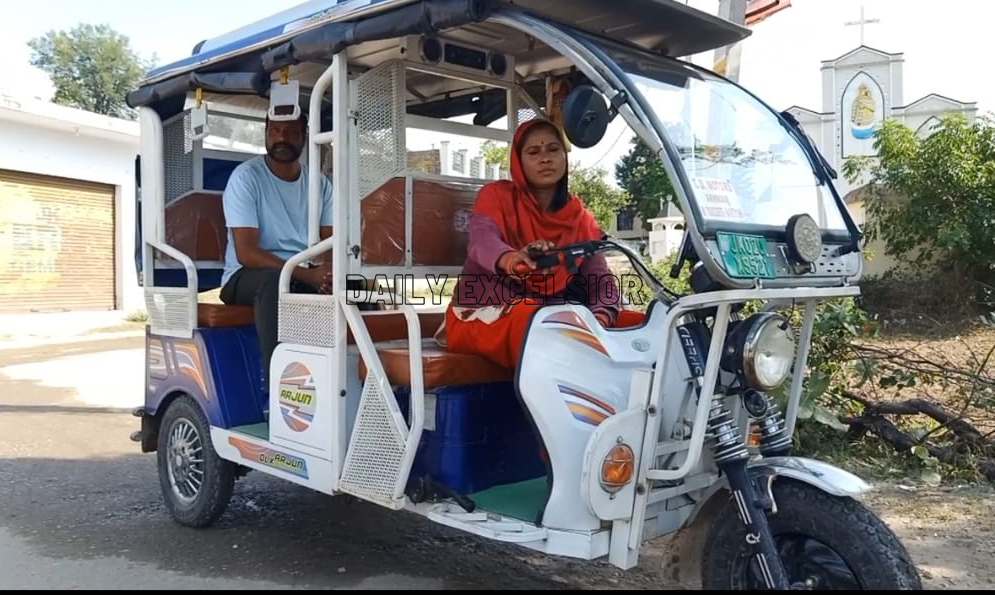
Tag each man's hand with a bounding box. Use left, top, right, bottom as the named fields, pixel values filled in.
left=304, top=260, right=333, bottom=294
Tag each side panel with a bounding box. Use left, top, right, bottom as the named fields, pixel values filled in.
left=202, top=326, right=267, bottom=427
left=212, top=428, right=338, bottom=495
left=145, top=326, right=263, bottom=428
left=516, top=304, right=662, bottom=531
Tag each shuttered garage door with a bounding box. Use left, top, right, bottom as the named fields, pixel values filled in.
left=0, top=169, right=115, bottom=312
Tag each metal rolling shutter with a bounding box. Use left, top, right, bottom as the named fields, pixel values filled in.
left=0, top=169, right=115, bottom=312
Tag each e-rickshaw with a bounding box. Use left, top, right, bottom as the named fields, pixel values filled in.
left=128, top=0, right=922, bottom=589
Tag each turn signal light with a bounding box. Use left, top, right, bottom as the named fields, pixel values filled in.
left=600, top=444, right=635, bottom=493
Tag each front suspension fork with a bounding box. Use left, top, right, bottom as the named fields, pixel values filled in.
left=707, top=393, right=791, bottom=589
left=719, top=458, right=791, bottom=589
left=678, top=320, right=793, bottom=589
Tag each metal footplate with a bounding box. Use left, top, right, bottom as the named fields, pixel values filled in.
left=425, top=503, right=548, bottom=543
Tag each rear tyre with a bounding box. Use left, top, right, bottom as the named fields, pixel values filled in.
left=701, top=478, right=922, bottom=590
left=156, top=396, right=235, bottom=527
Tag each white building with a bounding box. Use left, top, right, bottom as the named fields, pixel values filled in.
left=784, top=45, right=977, bottom=275
left=785, top=45, right=978, bottom=200
left=647, top=202, right=686, bottom=264
left=0, top=95, right=142, bottom=313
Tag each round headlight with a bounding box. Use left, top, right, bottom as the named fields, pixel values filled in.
left=743, top=313, right=796, bottom=391
left=786, top=213, right=823, bottom=264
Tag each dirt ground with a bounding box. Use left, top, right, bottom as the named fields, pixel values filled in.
left=861, top=484, right=995, bottom=589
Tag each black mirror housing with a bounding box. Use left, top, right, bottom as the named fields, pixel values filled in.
left=561, top=85, right=610, bottom=148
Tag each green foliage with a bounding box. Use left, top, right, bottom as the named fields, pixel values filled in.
left=479, top=140, right=509, bottom=169
left=28, top=23, right=151, bottom=119
left=615, top=137, right=678, bottom=229
left=568, top=163, right=631, bottom=232
left=622, top=251, right=691, bottom=309
left=842, top=114, right=995, bottom=288
left=769, top=298, right=874, bottom=428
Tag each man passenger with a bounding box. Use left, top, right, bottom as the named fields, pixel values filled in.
left=219, top=109, right=333, bottom=391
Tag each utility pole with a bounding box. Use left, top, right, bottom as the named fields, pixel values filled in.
left=713, top=0, right=748, bottom=82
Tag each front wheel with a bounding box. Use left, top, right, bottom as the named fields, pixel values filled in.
left=156, top=396, right=235, bottom=527
left=701, top=478, right=922, bottom=590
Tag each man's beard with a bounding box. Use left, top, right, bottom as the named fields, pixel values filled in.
left=268, top=142, right=302, bottom=163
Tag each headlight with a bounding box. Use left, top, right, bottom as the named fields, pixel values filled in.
left=786, top=213, right=823, bottom=264
left=723, top=313, right=796, bottom=391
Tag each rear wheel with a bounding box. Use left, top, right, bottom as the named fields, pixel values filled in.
left=156, top=396, right=235, bottom=527
left=701, top=478, right=922, bottom=590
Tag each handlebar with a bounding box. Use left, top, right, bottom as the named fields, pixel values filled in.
left=508, top=239, right=680, bottom=303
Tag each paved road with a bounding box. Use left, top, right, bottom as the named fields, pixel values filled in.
left=0, top=336, right=668, bottom=590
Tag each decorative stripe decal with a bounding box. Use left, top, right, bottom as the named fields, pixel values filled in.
left=558, top=384, right=616, bottom=416
left=543, top=310, right=591, bottom=332
left=566, top=403, right=609, bottom=426
left=557, top=329, right=609, bottom=356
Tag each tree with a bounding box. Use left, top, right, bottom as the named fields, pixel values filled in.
left=842, top=114, right=995, bottom=290
left=480, top=140, right=509, bottom=169
left=615, top=137, right=678, bottom=229
left=568, top=163, right=630, bottom=231
left=28, top=24, right=150, bottom=119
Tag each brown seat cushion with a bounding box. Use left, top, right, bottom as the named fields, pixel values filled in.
left=358, top=343, right=512, bottom=389
left=198, top=303, right=255, bottom=327
left=195, top=304, right=448, bottom=344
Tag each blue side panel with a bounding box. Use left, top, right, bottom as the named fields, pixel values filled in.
left=200, top=326, right=266, bottom=428
left=145, top=332, right=226, bottom=427
left=153, top=269, right=223, bottom=291
left=396, top=382, right=547, bottom=494
left=203, top=158, right=242, bottom=192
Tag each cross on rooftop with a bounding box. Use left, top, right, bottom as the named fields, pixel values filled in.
left=845, top=5, right=881, bottom=46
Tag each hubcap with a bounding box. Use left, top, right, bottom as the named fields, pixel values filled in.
left=166, top=418, right=205, bottom=506
left=741, top=534, right=862, bottom=590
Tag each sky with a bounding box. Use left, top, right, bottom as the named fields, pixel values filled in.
left=2, top=0, right=992, bottom=179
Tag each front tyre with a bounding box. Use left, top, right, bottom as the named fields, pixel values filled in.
left=156, top=396, right=235, bottom=527
left=702, top=478, right=922, bottom=590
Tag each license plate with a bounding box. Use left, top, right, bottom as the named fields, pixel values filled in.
left=716, top=232, right=776, bottom=279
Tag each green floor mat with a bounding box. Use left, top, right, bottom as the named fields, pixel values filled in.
left=230, top=423, right=268, bottom=440
left=469, top=477, right=549, bottom=522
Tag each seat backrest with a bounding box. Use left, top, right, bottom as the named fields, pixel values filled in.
left=361, top=176, right=483, bottom=267
left=164, top=190, right=227, bottom=262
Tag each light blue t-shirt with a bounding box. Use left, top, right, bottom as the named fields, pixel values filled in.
left=221, top=156, right=334, bottom=287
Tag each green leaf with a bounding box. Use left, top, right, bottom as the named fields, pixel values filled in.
left=813, top=405, right=849, bottom=431
left=920, top=470, right=942, bottom=486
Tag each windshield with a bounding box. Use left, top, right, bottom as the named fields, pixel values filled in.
left=595, top=43, right=848, bottom=234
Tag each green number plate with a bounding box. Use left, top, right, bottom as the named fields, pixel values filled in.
left=716, top=232, right=776, bottom=279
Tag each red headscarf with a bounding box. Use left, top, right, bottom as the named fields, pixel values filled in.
left=472, top=118, right=604, bottom=296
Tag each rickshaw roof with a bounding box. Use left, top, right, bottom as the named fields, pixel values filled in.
left=137, top=0, right=748, bottom=87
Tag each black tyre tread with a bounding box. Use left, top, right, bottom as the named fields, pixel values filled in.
left=157, top=396, right=235, bottom=528
left=702, top=478, right=922, bottom=590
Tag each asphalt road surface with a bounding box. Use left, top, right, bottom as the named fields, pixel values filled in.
left=0, top=336, right=669, bottom=590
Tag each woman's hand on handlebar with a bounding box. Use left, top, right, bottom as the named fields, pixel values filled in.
left=499, top=241, right=555, bottom=276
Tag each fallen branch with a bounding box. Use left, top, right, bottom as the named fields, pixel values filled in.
left=842, top=391, right=983, bottom=444
left=839, top=391, right=995, bottom=483
left=849, top=343, right=995, bottom=389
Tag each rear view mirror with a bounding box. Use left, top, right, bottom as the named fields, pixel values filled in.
left=561, top=85, right=609, bottom=149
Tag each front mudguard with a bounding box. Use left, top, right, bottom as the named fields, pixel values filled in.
left=749, top=456, right=871, bottom=499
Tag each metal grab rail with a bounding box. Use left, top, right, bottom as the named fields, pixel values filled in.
left=643, top=285, right=858, bottom=481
